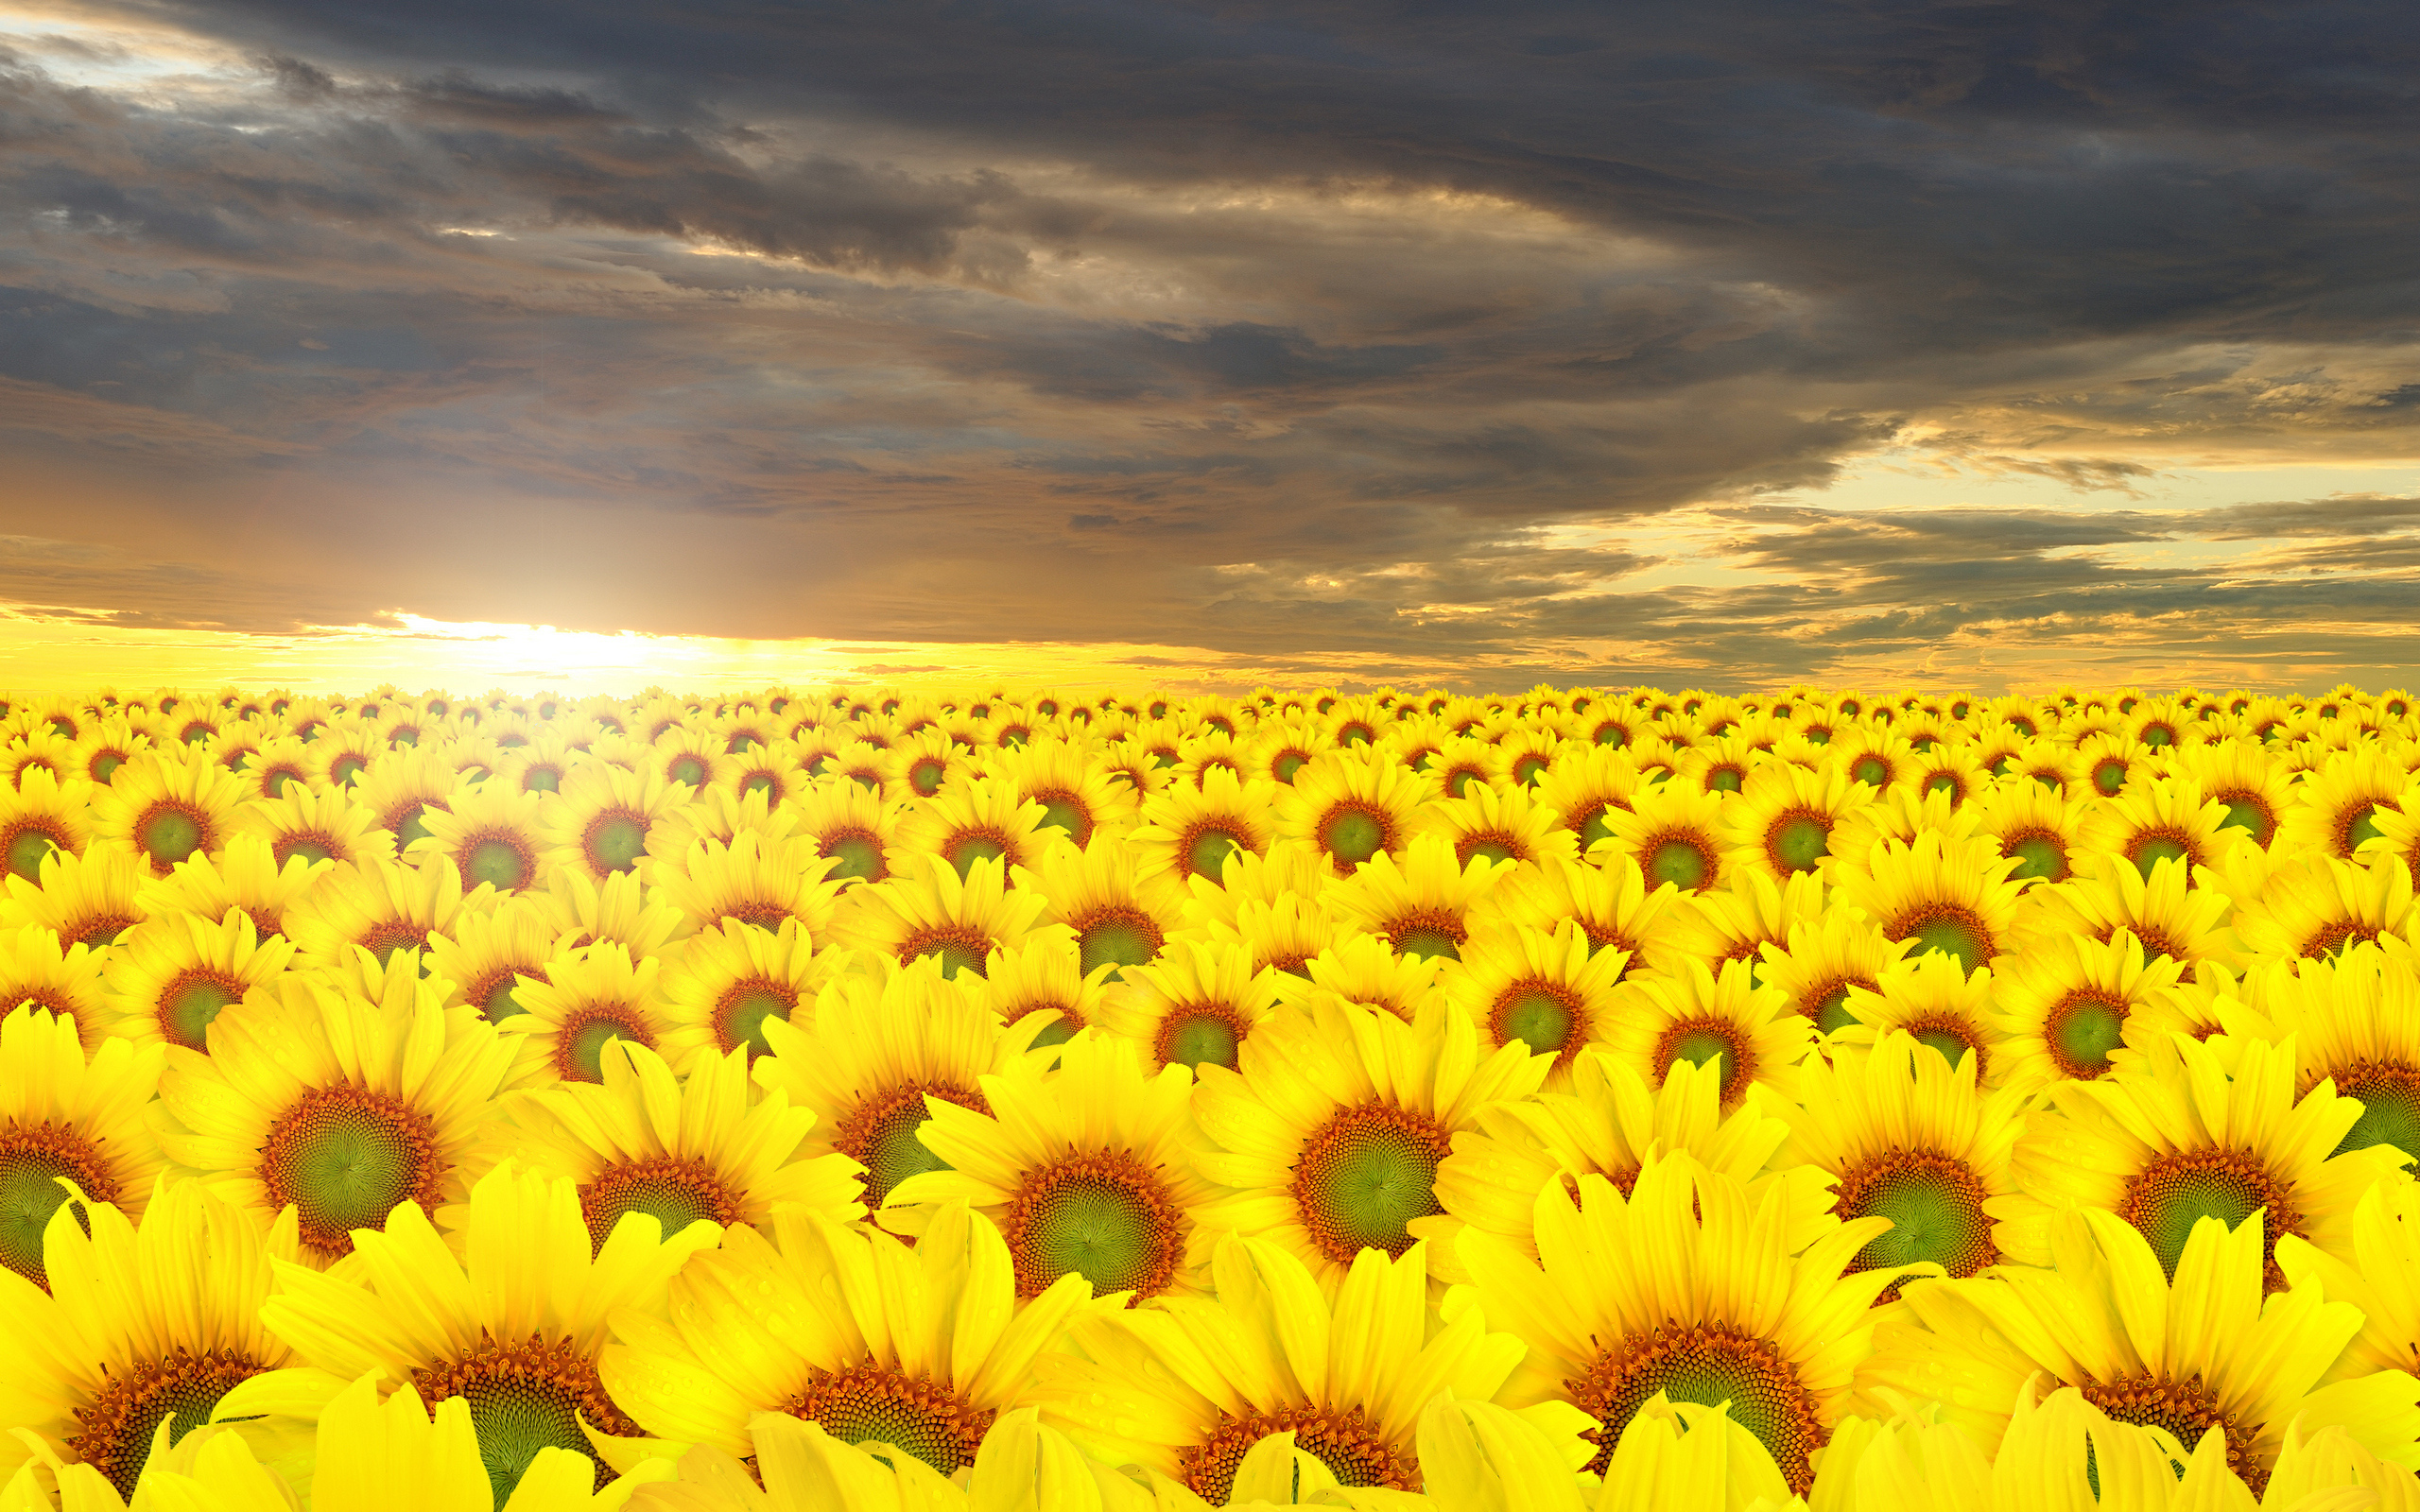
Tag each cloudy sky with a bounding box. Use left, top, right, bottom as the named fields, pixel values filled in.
left=4, top=0, right=2418, bottom=696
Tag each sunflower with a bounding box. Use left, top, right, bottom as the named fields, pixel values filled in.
left=1859, top=1207, right=2420, bottom=1494
left=2157, top=742, right=2292, bottom=852
left=649, top=831, right=844, bottom=944
left=495, top=732, right=585, bottom=799
left=1408, top=779, right=1578, bottom=875
left=85, top=749, right=245, bottom=879
left=1429, top=1051, right=1816, bottom=1283
left=2229, top=854, right=2420, bottom=965
left=351, top=747, right=462, bottom=852
left=1831, top=950, right=2017, bottom=1089
left=1174, top=835, right=1332, bottom=930
left=1, top=730, right=75, bottom=794
left=2278, top=747, right=2412, bottom=862
left=2363, top=786, right=2420, bottom=894
left=2076, top=771, right=2245, bottom=887
left=0, top=1177, right=311, bottom=1499
left=304, top=719, right=388, bottom=792
left=1489, top=852, right=1685, bottom=979
left=883, top=728, right=978, bottom=805
left=1659, top=868, right=1826, bottom=981
left=133, top=833, right=326, bottom=950
left=986, top=737, right=1135, bottom=850
left=1830, top=831, right=2025, bottom=976
left=0, top=1003, right=168, bottom=1292
left=0, top=923, right=112, bottom=1054
left=0, top=766, right=91, bottom=886
left=1599, top=783, right=1730, bottom=894
left=964, top=930, right=1116, bottom=1049
left=1784, top=1029, right=2027, bottom=1304
left=891, top=774, right=1053, bottom=883
left=424, top=893, right=569, bottom=1031
left=468, top=1040, right=863, bottom=1256
left=646, top=724, right=737, bottom=797
left=538, top=763, right=695, bottom=885
left=1320, top=834, right=1515, bottom=967
left=1488, top=725, right=1566, bottom=792
left=1990, top=928, right=2193, bottom=1087
left=285, top=854, right=495, bottom=976
left=1439, top=919, right=1628, bottom=1081
left=1013, top=830, right=1188, bottom=984
left=786, top=777, right=907, bottom=889
left=1531, top=745, right=1645, bottom=857
left=257, top=1163, right=719, bottom=1507
left=2276, top=1180, right=2420, bottom=1386
left=1754, top=908, right=1909, bottom=1038
left=1416, top=734, right=1499, bottom=801
left=1187, top=995, right=1550, bottom=1290
left=409, top=782, right=552, bottom=895
left=1272, top=750, right=1435, bottom=878
left=1831, top=730, right=1920, bottom=798
left=65, top=716, right=151, bottom=790
left=598, top=1200, right=1105, bottom=1476
left=497, top=942, right=675, bottom=1088
left=154, top=956, right=515, bottom=1265
left=1717, top=760, right=1870, bottom=885
left=535, top=867, right=684, bottom=964
left=233, top=784, right=397, bottom=884
left=829, top=853, right=1056, bottom=983
left=2015, top=850, right=2238, bottom=974
left=1602, top=957, right=1815, bottom=1110
left=1096, top=936, right=1281, bottom=1073
left=1127, top=765, right=1279, bottom=891
left=1270, top=928, right=1445, bottom=1023
left=655, top=916, right=831, bottom=1068
left=1992, top=1030, right=2411, bottom=1293
left=1969, top=774, right=2087, bottom=887
left=96, top=907, right=296, bottom=1053
left=1242, top=716, right=1337, bottom=788
left=2215, top=943, right=2420, bottom=1165
left=1465, top=1155, right=1906, bottom=1494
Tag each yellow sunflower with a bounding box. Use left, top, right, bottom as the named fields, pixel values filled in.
left=1243, top=716, right=1338, bottom=788
left=231, top=782, right=397, bottom=871
left=409, top=782, right=553, bottom=896
left=1831, top=950, right=2019, bottom=1089
left=426, top=892, right=567, bottom=1029
left=2278, top=746, right=2413, bottom=862
left=1858, top=1207, right=2420, bottom=1494
left=538, top=763, right=695, bottom=885
left=987, top=736, right=1136, bottom=849
left=1187, top=995, right=1550, bottom=1290
left=1013, top=830, right=1189, bottom=985
left=2161, top=739, right=2295, bottom=850
left=2015, top=851, right=2238, bottom=973
left=1990, top=927, right=2194, bottom=1087
left=830, top=853, right=1057, bottom=983
left=285, top=854, right=496, bottom=976
left=1488, top=851, right=1685, bottom=979
left=655, top=916, right=832, bottom=1068
left=0, top=1004, right=168, bottom=1292
left=1272, top=750, right=1435, bottom=878
left=1530, top=744, right=1645, bottom=859
left=1320, top=833, right=1516, bottom=966
left=1659, top=868, right=1826, bottom=982
left=1992, top=1030, right=2411, bottom=1292
left=302, top=718, right=387, bottom=792
left=0, top=766, right=91, bottom=887
left=1602, top=956, right=1816, bottom=1110
left=1270, top=928, right=1444, bottom=1023
left=597, top=1201, right=1107, bottom=1476
left=86, top=749, right=245, bottom=879
left=95, top=906, right=294, bottom=1053
left=1598, top=783, right=1732, bottom=895
left=535, top=868, right=684, bottom=964
left=649, top=831, right=844, bottom=943
left=351, top=746, right=462, bottom=851
left=1465, top=1155, right=1906, bottom=1494
left=891, top=774, right=1053, bottom=883
left=2214, top=943, right=2420, bottom=1167
left=0, top=923, right=111, bottom=1052
left=1717, top=760, right=1871, bottom=885
left=257, top=1163, right=718, bottom=1507
left=496, top=941, right=676, bottom=1088
left=1408, top=779, right=1578, bottom=875
left=1096, top=936, right=1281, bottom=1073
left=788, top=776, right=908, bottom=889
left=154, top=954, right=515, bottom=1266
left=965, top=930, right=1117, bottom=1050
left=1970, top=773, right=2087, bottom=886
left=2230, top=853, right=2420, bottom=965
left=1830, top=830, right=2026, bottom=975
left=1127, top=765, right=1279, bottom=889
left=1439, top=919, right=1628, bottom=1081
left=1754, top=908, right=1910, bottom=1038
left=2078, top=770, right=2246, bottom=885
left=1422, top=734, right=1503, bottom=800
left=65, top=716, right=151, bottom=791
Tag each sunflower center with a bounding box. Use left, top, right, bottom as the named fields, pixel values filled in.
left=1001, top=1150, right=1184, bottom=1301
left=2046, top=989, right=2128, bottom=1079
left=0, top=1121, right=120, bottom=1290
left=157, top=969, right=246, bottom=1052
left=391, top=802, right=436, bottom=848
left=555, top=1006, right=657, bottom=1084
left=581, top=811, right=648, bottom=875
left=1491, top=983, right=1582, bottom=1062
left=2326, top=1062, right=2420, bottom=1166
left=70, top=1347, right=267, bottom=1500
left=1460, top=834, right=1520, bottom=867
left=2129, top=833, right=2193, bottom=879
left=2075, top=1372, right=2257, bottom=1494
left=2337, top=803, right=2382, bottom=857
left=4, top=826, right=60, bottom=882
left=1900, top=1013, right=1986, bottom=1077
left=1653, top=1016, right=1752, bottom=1102
left=1031, top=791, right=1093, bottom=847
left=783, top=1364, right=992, bottom=1477
left=2216, top=796, right=2275, bottom=846
left=258, top=1082, right=442, bottom=1259
left=360, top=919, right=431, bottom=970
left=1155, top=1002, right=1248, bottom=1072
left=521, top=765, right=562, bottom=794
left=1577, top=802, right=1616, bottom=851
left=1767, top=813, right=1829, bottom=873
left=666, top=754, right=709, bottom=788
left=1290, top=1101, right=1452, bottom=1264
left=2117, top=1146, right=2303, bottom=1291
left=1078, top=909, right=1163, bottom=981
left=2005, top=832, right=2070, bottom=884
left=1834, top=1149, right=1997, bottom=1298
left=1179, top=1405, right=1416, bottom=1505
left=1183, top=824, right=1245, bottom=882
left=416, top=1333, right=635, bottom=1507
left=474, top=966, right=544, bottom=1024
left=1894, top=905, right=1993, bottom=973
left=1852, top=756, right=1891, bottom=787
left=836, top=1083, right=988, bottom=1209
left=908, top=759, right=948, bottom=796
left=1387, top=910, right=1465, bottom=964
left=134, top=802, right=207, bottom=870
left=821, top=831, right=887, bottom=884
left=274, top=833, right=340, bottom=868
left=1319, top=805, right=1392, bottom=869
left=897, top=925, right=992, bottom=979
left=1568, top=1324, right=1824, bottom=1492
left=1804, top=979, right=1866, bottom=1037
left=1646, top=835, right=1712, bottom=890
left=713, top=979, right=796, bottom=1057
left=464, top=835, right=533, bottom=891
left=579, top=1155, right=741, bottom=1253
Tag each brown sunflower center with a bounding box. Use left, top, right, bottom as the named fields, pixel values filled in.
left=154, top=967, right=246, bottom=1051
left=896, top=924, right=994, bottom=980
left=1383, top=909, right=1465, bottom=964
left=1076, top=906, right=1164, bottom=982
left=0, top=1120, right=121, bottom=1290
left=1180, top=1404, right=1417, bottom=1505
left=258, top=1082, right=444, bottom=1259
left=1001, top=1149, right=1185, bottom=1301
left=1567, top=1323, right=1825, bottom=1491
left=1652, top=1015, right=1754, bottom=1103
left=2117, top=1146, right=2305, bottom=1292
left=579, top=1154, right=742, bottom=1253
left=2074, top=1371, right=2258, bottom=1493
left=133, top=799, right=211, bottom=873
left=782, top=1363, right=992, bottom=1476
left=415, top=1333, right=636, bottom=1506
left=70, top=1347, right=267, bottom=1500
left=1289, top=1101, right=1451, bottom=1264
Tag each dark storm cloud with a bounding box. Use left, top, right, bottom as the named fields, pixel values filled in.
left=1, top=0, right=2417, bottom=686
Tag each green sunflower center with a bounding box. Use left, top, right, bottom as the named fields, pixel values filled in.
left=942, top=833, right=1007, bottom=879
left=1003, top=1153, right=1182, bottom=1300
left=1659, top=1021, right=1745, bottom=1099
left=1646, top=836, right=1710, bottom=890
left=822, top=833, right=886, bottom=884
left=1578, top=803, right=1616, bottom=851
left=1290, top=1102, right=1451, bottom=1263
left=393, top=803, right=435, bottom=848
left=1570, top=1324, right=1824, bottom=1492
left=841, top=1084, right=980, bottom=1209
left=1809, top=983, right=1861, bottom=1037
left=582, top=812, right=648, bottom=874
left=1184, top=826, right=1243, bottom=881
left=159, top=971, right=243, bottom=1052
left=2006, top=834, right=2069, bottom=884
left=92, top=753, right=128, bottom=783
left=466, top=836, right=531, bottom=890
left=909, top=758, right=948, bottom=795
left=903, top=927, right=991, bottom=980
left=2328, top=1064, right=2420, bottom=1166
left=71, top=1348, right=267, bottom=1501
left=2218, top=798, right=2273, bottom=844
left=1157, top=1005, right=1245, bottom=1071
left=276, top=834, right=337, bottom=867
left=2117, top=1147, right=2301, bottom=1289
left=579, top=1156, right=739, bottom=1253
left=1494, top=986, right=1578, bottom=1058
left=1462, top=837, right=1518, bottom=865
left=4, top=829, right=57, bottom=882
left=1273, top=752, right=1311, bottom=783
left=135, top=805, right=203, bottom=868
left=1034, top=793, right=1091, bottom=845
left=1835, top=1150, right=1996, bottom=1288
left=1769, top=815, right=1829, bottom=872
left=2342, top=803, right=2382, bottom=855
left=2131, top=834, right=2191, bottom=879
left=1852, top=756, right=1891, bottom=786
left=257, top=1083, right=438, bottom=1260
left=667, top=754, right=709, bottom=787
left=480, top=970, right=539, bottom=1024
left=418, top=1336, right=631, bottom=1508
left=521, top=767, right=562, bottom=794
left=1320, top=808, right=1389, bottom=868
left=715, top=981, right=794, bottom=1057
left=1079, top=912, right=1161, bottom=981
left=785, top=1365, right=990, bottom=1477
left=2092, top=758, right=2129, bottom=795
left=1900, top=908, right=1992, bottom=972
left=0, top=1124, right=118, bottom=1291
left=1390, top=916, right=1463, bottom=963
left=560, top=1012, right=650, bottom=1083
left=2046, top=990, right=2128, bottom=1079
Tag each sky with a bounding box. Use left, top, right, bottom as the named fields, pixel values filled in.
left=3, top=0, right=2418, bottom=697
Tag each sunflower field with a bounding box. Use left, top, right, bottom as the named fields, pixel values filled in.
left=4, top=680, right=2420, bottom=1512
